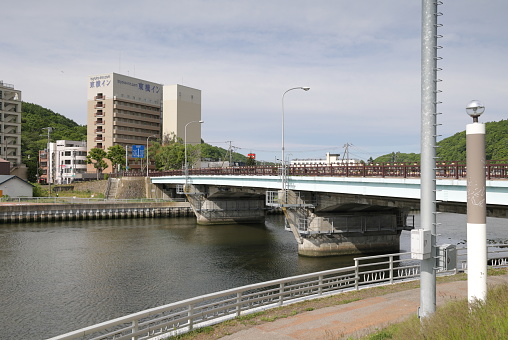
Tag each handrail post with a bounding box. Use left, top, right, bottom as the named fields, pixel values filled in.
left=236, top=292, right=242, bottom=317
left=131, top=320, right=138, bottom=340
left=354, top=258, right=359, bottom=290
left=279, top=283, right=285, bottom=306
left=389, top=255, right=394, bottom=284
left=188, top=304, right=194, bottom=331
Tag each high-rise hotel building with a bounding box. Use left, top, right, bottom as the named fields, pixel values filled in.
left=87, top=73, right=163, bottom=172
left=0, top=81, right=22, bottom=168
left=87, top=73, right=202, bottom=173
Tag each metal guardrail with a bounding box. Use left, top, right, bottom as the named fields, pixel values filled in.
left=0, top=197, right=185, bottom=204
left=46, top=245, right=508, bottom=340
left=46, top=252, right=430, bottom=340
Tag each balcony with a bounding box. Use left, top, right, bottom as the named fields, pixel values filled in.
left=94, top=136, right=104, bottom=142
left=94, top=103, right=105, bottom=109
left=94, top=120, right=104, bottom=125
left=94, top=111, right=104, bottom=117
left=94, top=128, right=105, bottom=133
left=94, top=95, right=106, bottom=100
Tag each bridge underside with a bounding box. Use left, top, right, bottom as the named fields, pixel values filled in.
left=163, top=184, right=414, bottom=256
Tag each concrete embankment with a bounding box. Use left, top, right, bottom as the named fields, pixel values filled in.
left=0, top=202, right=192, bottom=223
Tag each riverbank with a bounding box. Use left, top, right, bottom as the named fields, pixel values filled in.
left=0, top=200, right=192, bottom=223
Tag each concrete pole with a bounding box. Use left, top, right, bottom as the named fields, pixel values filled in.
left=466, top=121, right=487, bottom=303
left=419, top=0, right=439, bottom=318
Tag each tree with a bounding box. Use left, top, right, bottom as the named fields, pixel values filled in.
left=107, top=145, right=126, bottom=173
left=87, top=148, right=108, bottom=179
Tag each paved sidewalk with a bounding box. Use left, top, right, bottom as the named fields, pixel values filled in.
left=221, top=274, right=508, bottom=340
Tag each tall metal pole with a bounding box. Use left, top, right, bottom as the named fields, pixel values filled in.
left=146, top=134, right=157, bottom=177
left=419, top=0, right=441, bottom=318
left=44, top=127, right=53, bottom=196
left=184, top=120, right=204, bottom=187
left=281, top=87, right=310, bottom=195
left=466, top=100, right=487, bottom=303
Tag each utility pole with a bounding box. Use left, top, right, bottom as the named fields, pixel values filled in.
left=226, top=141, right=233, bottom=165
left=419, top=0, right=442, bottom=319
left=43, top=127, right=53, bottom=195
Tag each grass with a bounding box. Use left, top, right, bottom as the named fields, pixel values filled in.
left=361, top=268, right=508, bottom=340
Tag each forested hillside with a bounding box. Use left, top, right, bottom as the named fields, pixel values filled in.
left=21, top=102, right=87, bottom=181
left=374, top=120, right=508, bottom=163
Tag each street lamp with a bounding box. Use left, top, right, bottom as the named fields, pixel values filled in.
left=184, top=120, right=204, bottom=187
left=465, top=100, right=487, bottom=304
left=146, top=134, right=158, bottom=177
left=281, top=87, right=310, bottom=195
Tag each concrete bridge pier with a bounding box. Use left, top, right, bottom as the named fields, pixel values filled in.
left=278, top=190, right=410, bottom=257
left=183, top=184, right=265, bottom=225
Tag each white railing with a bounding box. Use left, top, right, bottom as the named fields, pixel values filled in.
left=45, top=247, right=508, bottom=340
left=47, top=253, right=422, bottom=340
left=458, top=244, right=508, bottom=271
left=0, top=197, right=183, bottom=204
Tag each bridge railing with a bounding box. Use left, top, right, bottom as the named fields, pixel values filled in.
left=143, top=160, right=508, bottom=179
left=47, top=252, right=449, bottom=340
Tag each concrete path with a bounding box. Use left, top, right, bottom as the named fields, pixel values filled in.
left=221, top=274, right=508, bottom=340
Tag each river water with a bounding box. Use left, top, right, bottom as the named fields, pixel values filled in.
left=0, top=213, right=506, bottom=339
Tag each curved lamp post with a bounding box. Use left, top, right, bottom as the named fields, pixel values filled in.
left=185, top=120, right=204, bottom=186
left=281, top=87, right=310, bottom=194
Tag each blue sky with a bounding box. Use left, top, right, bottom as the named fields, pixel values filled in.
left=3, top=1, right=507, bottom=162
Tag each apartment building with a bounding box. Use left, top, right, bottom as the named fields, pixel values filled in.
left=87, top=73, right=202, bottom=173
left=39, top=140, right=88, bottom=184
left=0, top=81, right=22, bottom=169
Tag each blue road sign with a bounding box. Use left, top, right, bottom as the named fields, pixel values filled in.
left=132, top=145, right=145, bottom=158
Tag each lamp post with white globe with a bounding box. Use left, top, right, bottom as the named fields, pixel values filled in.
left=465, top=100, right=487, bottom=304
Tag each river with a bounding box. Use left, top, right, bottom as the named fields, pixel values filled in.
left=0, top=213, right=506, bottom=339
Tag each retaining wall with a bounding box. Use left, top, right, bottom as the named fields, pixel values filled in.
left=0, top=202, right=192, bottom=223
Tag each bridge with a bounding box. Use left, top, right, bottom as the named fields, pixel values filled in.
left=149, top=162, right=508, bottom=257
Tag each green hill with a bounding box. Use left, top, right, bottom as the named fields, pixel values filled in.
left=374, top=120, right=508, bottom=163
left=21, top=102, right=87, bottom=181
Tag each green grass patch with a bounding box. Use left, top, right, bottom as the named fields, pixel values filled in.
left=363, top=283, right=508, bottom=340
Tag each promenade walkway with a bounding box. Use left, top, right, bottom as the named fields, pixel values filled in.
left=221, top=274, right=508, bottom=340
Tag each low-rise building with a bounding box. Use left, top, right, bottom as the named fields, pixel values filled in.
left=39, top=140, right=88, bottom=184
left=291, top=152, right=359, bottom=166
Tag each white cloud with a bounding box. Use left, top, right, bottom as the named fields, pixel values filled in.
left=3, top=0, right=507, bottom=161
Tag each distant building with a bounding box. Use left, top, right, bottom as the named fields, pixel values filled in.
left=0, top=175, right=33, bottom=197
left=86, top=73, right=202, bottom=174
left=0, top=81, right=22, bottom=171
left=39, top=140, right=88, bottom=184
left=291, top=152, right=359, bottom=166
left=162, top=84, right=202, bottom=145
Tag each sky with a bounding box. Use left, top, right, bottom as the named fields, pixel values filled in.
left=2, top=0, right=507, bottom=162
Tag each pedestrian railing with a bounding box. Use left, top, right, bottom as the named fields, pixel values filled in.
left=46, top=247, right=508, bottom=340
left=46, top=252, right=422, bottom=340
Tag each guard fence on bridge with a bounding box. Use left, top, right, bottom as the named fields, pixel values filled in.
left=118, top=160, right=508, bottom=180
left=48, top=244, right=508, bottom=340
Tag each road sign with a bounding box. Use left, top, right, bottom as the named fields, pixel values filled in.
left=132, top=145, right=145, bottom=158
